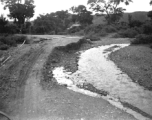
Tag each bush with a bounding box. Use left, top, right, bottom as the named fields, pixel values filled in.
left=13, top=35, right=27, bottom=44
left=102, top=25, right=117, bottom=33
left=85, top=35, right=100, bottom=41
left=129, top=20, right=143, bottom=28
left=0, top=17, right=8, bottom=33
left=0, top=36, right=16, bottom=46
left=68, top=26, right=82, bottom=33
left=84, top=24, right=103, bottom=34
left=98, top=31, right=108, bottom=37
left=115, top=22, right=128, bottom=30
left=112, top=33, right=123, bottom=38
left=0, top=35, right=29, bottom=50
left=131, top=34, right=152, bottom=44
left=84, top=32, right=101, bottom=41
left=73, top=30, right=84, bottom=36
left=84, top=24, right=109, bottom=38
left=118, top=28, right=139, bottom=38
left=5, top=24, right=19, bottom=34
left=0, top=44, right=9, bottom=50
left=133, top=27, right=143, bottom=34
left=142, top=22, right=152, bottom=35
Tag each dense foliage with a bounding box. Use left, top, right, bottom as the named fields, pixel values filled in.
left=3, top=0, right=35, bottom=25
left=70, top=5, right=93, bottom=25
left=0, top=15, right=8, bottom=33
left=0, top=35, right=29, bottom=50
left=33, top=10, right=71, bottom=34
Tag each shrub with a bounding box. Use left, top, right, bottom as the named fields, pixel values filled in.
left=131, top=34, right=152, bottom=44
left=0, top=36, right=16, bottom=46
left=68, top=26, right=81, bottom=33
left=85, top=35, right=100, bottom=41
left=133, top=26, right=143, bottom=34
left=13, top=35, right=27, bottom=44
left=118, top=28, right=139, bottom=38
left=129, top=20, right=143, bottom=28
left=5, top=24, right=19, bottom=34
left=98, top=31, right=108, bottom=37
left=0, top=35, right=29, bottom=50
left=142, top=22, right=152, bottom=35
left=0, top=44, right=9, bottom=50
left=73, top=30, right=84, bottom=36
left=115, top=22, right=129, bottom=30
left=112, top=33, right=123, bottom=38
left=102, top=25, right=117, bottom=33
left=84, top=32, right=101, bottom=41
left=0, top=17, right=8, bottom=33
left=84, top=24, right=103, bottom=34
left=84, top=24, right=116, bottom=39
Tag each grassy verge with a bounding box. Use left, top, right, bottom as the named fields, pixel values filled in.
left=110, top=45, right=152, bottom=90
left=0, top=35, right=30, bottom=50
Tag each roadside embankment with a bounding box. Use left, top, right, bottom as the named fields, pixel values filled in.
left=110, top=45, right=152, bottom=90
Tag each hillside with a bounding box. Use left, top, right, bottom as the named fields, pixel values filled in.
left=120, top=11, right=149, bottom=22
left=93, top=11, right=150, bottom=25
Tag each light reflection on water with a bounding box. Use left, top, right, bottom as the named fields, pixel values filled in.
left=53, top=44, right=152, bottom=118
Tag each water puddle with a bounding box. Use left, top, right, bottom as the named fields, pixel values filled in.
left=53, top=44, right=152, bottom=120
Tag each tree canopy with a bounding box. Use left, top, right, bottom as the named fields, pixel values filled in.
left=87, top=0, right=132, bottom=24
left=1, top=0, right=35, bottom=25
left=33, top=10, right=71, bottom=34
left=70, top=5, right=93, bottom=25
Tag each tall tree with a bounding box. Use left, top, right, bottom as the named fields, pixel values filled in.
left=70, top=5, right=93, bottom=25
left=2, top=0, right=35, bottom=26
left=88, top=0, right=132, bottom=24
left=0, top=15, right=8, bottom=33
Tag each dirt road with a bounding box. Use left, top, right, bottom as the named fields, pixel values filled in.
left=1, top=35, right=137, bottom=120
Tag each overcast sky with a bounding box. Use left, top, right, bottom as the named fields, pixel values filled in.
left=0, top=0, right=152, bottom=20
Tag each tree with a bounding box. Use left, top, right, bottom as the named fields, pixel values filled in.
left=2, top=0, right=35, bottom=26
left=33, top=10, right=71, bottom=34
left=0, top=15, right=8, bottom=33
left=70, top=5, right=93, bottom=25
left=87, top=0, right=132, bottom=24
left=55, top=10, right=71, bottom=30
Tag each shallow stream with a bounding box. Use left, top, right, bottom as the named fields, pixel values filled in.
left=53, top=44, right=152, bottom=120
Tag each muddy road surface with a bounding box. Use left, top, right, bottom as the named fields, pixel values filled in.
left=0, top=35, right=138, bottom=120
